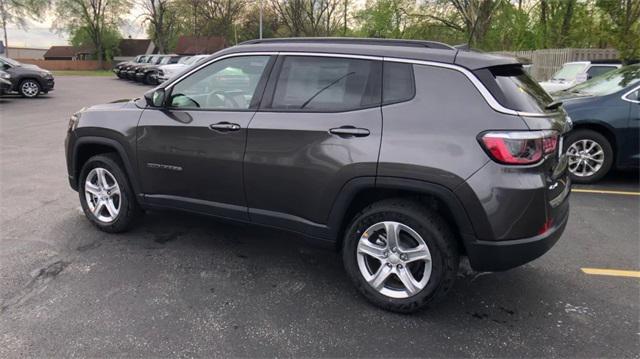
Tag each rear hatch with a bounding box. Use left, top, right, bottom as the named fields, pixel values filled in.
left=475, top=65, right=571, bottom=222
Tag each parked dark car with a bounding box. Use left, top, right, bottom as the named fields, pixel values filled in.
left=65, top=38, right=571, bottom=313
left=114, top=55, right=148, bottom=78
left=0, top=70, right=11, bottom=95
left=134, top=55, right=182, bottom=85
left=125, top=55, right=164, bottom=80
left=0, top=56, right=54, bottom=98
left=554, top=64, right=639, bottom=183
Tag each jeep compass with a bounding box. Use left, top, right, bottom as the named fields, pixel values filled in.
left=65, top=38, right=571, bottom=312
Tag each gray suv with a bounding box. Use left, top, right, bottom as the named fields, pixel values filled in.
left=65, top=38, right=571, bottom=312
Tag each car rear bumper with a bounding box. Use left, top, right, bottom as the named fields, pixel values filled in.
left=463, top=197, right=569, bottom=271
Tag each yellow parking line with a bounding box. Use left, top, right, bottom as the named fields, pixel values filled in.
left=572, top=188, right=640, bottom=196
left=581, top=268, right=640, bottom=278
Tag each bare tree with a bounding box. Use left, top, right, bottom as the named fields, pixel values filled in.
left=54, top=0, right=130, bottom=66
left=138, top=0, right=177, bottom=53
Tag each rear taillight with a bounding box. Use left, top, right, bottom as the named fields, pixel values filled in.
left=479, top=130, right=558, bottom=165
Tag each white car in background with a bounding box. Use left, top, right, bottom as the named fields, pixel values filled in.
left=156, top=54, right=210, bottom=83
left=539, top=61, right=620, bottom=94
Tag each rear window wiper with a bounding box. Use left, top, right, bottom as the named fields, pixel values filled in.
left=545, top=100, right=563, bottom=110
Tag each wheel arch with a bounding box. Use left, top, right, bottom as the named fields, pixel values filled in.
left=327, top=177, right=475, bottom=253
left=72, top=137, right=141, bottom=195
left=569, top=121, right=617, bottom=162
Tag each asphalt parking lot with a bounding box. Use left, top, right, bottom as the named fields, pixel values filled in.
left=1, top=76, right=638, bottom=357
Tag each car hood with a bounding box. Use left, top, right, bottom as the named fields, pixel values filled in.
left=86, top=99, right=138, bottom=111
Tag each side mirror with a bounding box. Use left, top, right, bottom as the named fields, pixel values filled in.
left=576, top=73, right=588, bottom=83
left=144, top=88, right=166, bottom=107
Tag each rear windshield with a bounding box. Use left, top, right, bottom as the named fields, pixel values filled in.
left=475, top=65, right=554, bottom=113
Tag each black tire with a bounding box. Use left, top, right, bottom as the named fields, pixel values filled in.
left=19, top=79, right=41, bottom=98
left=143, top=72, right=153, bottom=85
left=342, top=198, right=459, bottom=313
left=564, top=129, right=613, bottom=184
left=78, top=153, right=140, bottom=233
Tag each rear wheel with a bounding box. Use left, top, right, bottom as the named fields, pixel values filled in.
left=79, top=153, right=140, bottom=233
left=565, top=129, right=613, bottom=184
left=342, top=199, right=459, bottom=313
left=19, top=79, right=41, bottom=98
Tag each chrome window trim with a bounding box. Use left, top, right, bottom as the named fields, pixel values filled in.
left=384, top=56, right=559, bottom=117
left=165, top=51, right=278, bottom=91
left=165, top=50, right=560, bottom=117
left=621, top=85, right=640, bottom=104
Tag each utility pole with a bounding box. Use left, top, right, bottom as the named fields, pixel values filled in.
left=259, top=0, right=263, bottom=39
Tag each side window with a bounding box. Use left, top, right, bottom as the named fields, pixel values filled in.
left=587, top=66, right=616, bottom=79
left=383, top=62, right=415, bottom=105
left=169, top=55, right=270, bottom=110
left=270, top=56, right=381, bottom=111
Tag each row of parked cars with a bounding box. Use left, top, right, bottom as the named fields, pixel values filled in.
left=0, top=56, right=55, bottom=98
left=113, top=54, right=210, bottom=85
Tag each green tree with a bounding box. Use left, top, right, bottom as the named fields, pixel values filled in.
left=597, top=0, right=640, bottom=63
left=0, top=0, right=49, bottom=56
left=54, top=0, right=130, bottom=66
left=70, top=24, right=121, bottom=60
left=355, top=0, right=414, bottom=38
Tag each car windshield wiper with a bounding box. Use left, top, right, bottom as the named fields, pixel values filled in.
left=300, top=72, right=355, bottom=109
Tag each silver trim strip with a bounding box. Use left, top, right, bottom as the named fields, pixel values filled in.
left=164, top=50, right=561, bottom=117
left=621, top=85, right=640, bottom=104
left=385, top=56, right=560, bottom=117
left=166, top=51, right=278, bottom=91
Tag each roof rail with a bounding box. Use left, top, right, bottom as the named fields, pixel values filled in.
left=239, top=37, right=456, bottom=50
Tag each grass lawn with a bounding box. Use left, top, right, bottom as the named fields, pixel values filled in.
left=53, top=70, right=113, bottom=77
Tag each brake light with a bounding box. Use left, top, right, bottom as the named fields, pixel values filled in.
left=480, top=131, right=558, bottom=165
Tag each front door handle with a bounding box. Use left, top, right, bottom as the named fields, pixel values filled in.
left=210, top=122, right=241, bottom=132
left=329, top=126, right=370, bottom=137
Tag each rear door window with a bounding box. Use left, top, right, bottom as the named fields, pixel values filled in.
left=383, top=62, right=415, bottom=105
left=475, top=65, right=554, bottom=113
left=268, top=56, right=381, bottom=111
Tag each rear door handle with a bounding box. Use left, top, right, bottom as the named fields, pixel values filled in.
left=210, top=122, right=241, bottom=132
left=329, top=126, right=370, bottom=137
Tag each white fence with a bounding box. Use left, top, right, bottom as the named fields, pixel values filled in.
left=492, top=48, right=619, bottom=81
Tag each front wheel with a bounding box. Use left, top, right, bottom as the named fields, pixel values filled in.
left=19, top=79, right=41, bottom=98
left=342, top=199, right=459, bottom=313
left=79, top=153, right=140, bottom=233
left=565, top=129, right=613, bottom=184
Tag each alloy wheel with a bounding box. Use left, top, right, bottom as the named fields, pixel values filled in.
left=21, top=81, right=40, bottom=97
left=84, top=167, right=121, bottom=223
left=356, top=221, right=432, bottom=299
left=567, top=139, right=605, bottom=178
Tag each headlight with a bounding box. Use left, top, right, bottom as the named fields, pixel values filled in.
left=68, top=111, right=82, bottom=131
left=0, top=72, right=10, bottom=79
left=40, top=71, right=51, bottom=77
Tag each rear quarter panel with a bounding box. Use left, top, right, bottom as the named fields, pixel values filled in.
left=378, top=64, right=528, bottom=189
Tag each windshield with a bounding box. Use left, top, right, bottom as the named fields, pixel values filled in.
left=551, top=63, right=587, bottom=81
left=0, top=56, right=21, bottom=66
left=567, top=65, right=640, bottom=96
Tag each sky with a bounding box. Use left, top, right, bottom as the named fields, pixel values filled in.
left=5, top=15, right=146, bottom=49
